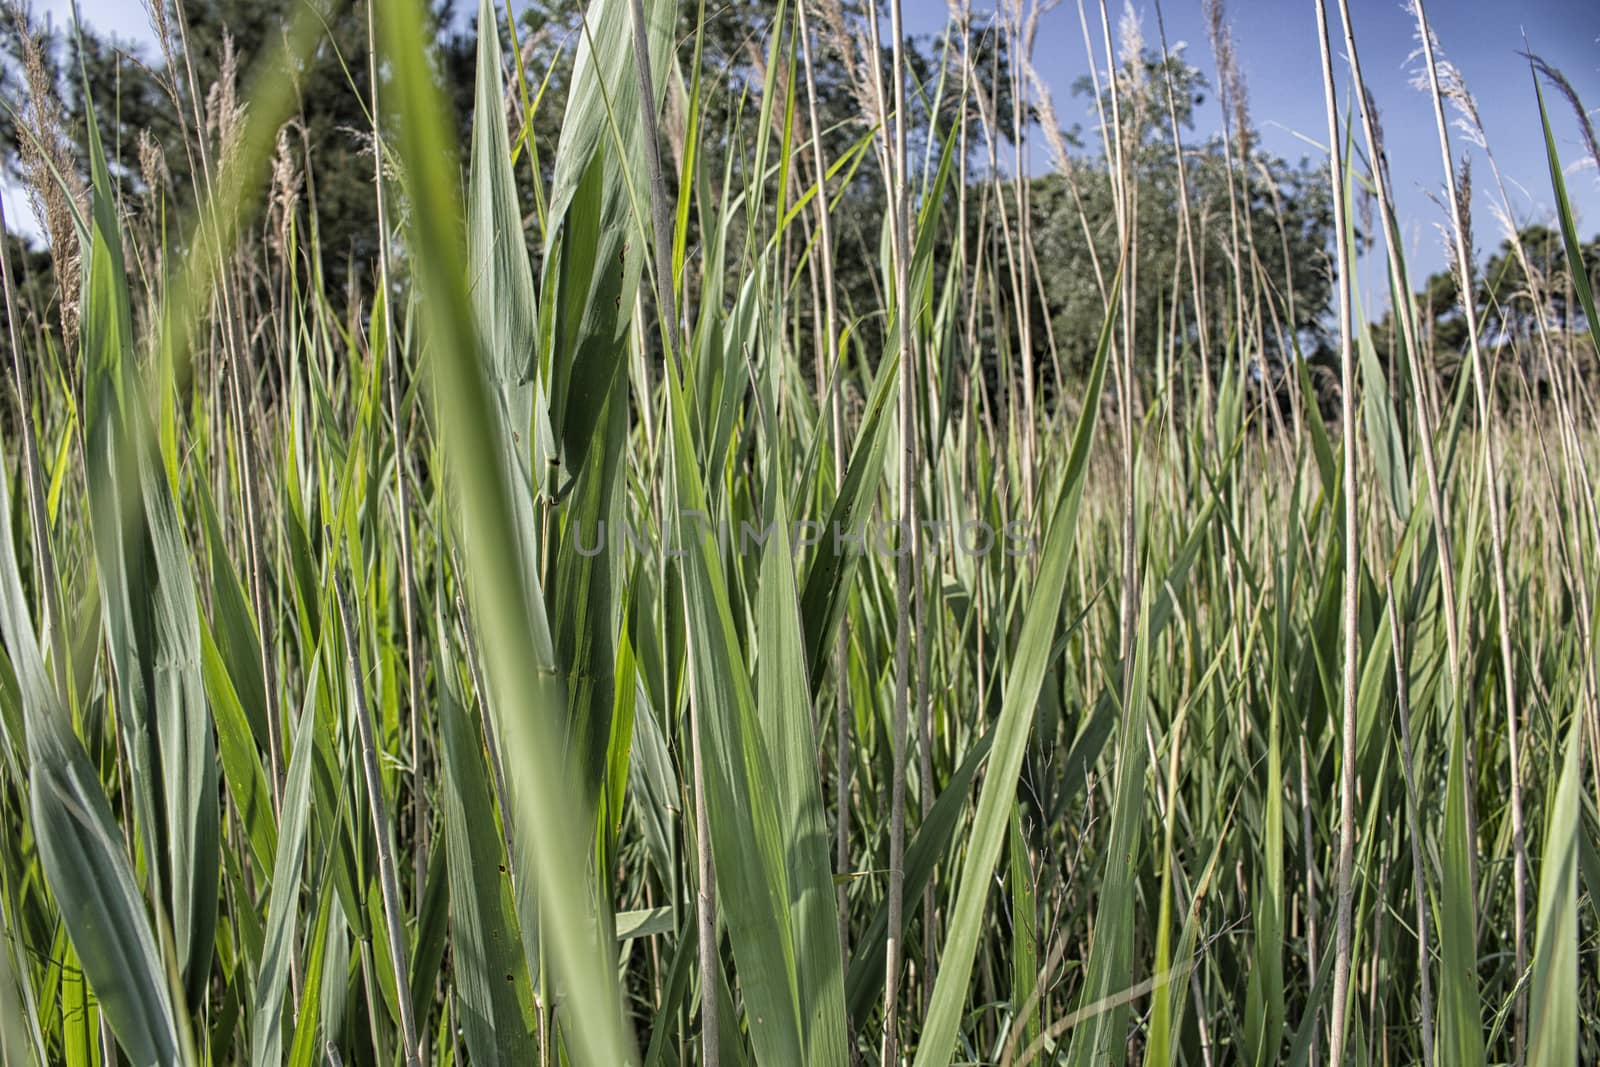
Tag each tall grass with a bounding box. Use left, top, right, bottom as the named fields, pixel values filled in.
left=0, top=0, right=1596, bottom=1064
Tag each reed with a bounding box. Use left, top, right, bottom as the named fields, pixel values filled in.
left=0, top=0, right=1595, bottom=1063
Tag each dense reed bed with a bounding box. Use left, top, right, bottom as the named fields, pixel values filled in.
left=0, top=0, right=1597, bottom=1063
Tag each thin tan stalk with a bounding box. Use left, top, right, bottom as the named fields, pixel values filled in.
left=1151, top=0, right=1212, bottom=426
left=1408, top=7, right=1528, bottom=1053
left=0, top=192, right=66, bottom=711
left=1455, top=61, right=1600, bottom=811
left=955, top=24, right=1025, bottom=566
left=1297, top=733, right=1320, bottom=1066
left=1008, top=0, right=1037, bottom=522
left=173, top=0, right=288, bottom=821
left=1518, top=249, right=1600, bottom=812
left=874, top=0, right=918, bottom=1054
left=1311, top=0, right=1362, bottom=1059
left=1334, top=2, right=1464, bottom=697
left=454, top=595, right=517, bottom=887
left=1094, top=0, right=1138, bottom=681
left=625, top=5, right=717, bottom=1065
left=1385, top=576, right=1435, bottom=1067
left=1331, top=0, right=1476, bottom=912
left=1203, top=0, right=1249, bottom=366
left=952, top=4, right=976, bottom=360
left=366, top=0, right=428, bottom=920
left=334, top=577, right=422, bottom=1067
left=1015, top=35, right=1108, bottom=311
left=795, top=0, right=853, bottom=966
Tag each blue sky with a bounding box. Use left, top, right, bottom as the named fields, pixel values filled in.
left=901, top=0, right=1600, bottom=287
left=8, top=0, right=1599, bottom=290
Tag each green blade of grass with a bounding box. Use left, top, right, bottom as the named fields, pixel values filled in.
left=250, top=670, right=320, bottom=1067
left=755, top=487, right=849, bottom=1066
left=914, top=259, right=1121, bottom=1067
left=541, top=0, right=670, bottom=478
left=79, top=78, right=218, bottom=1010
left=438, top=634, right=531, bottom=1065
left=468, top=0, right=538, bottom=447
left=663, top=352, right=808, bottom=1064
left=1533, top=71, right=1600, bottom=357
left=1525, top=706, right=1582, bottom=1067
left=1438, top=708, right=1487, bottom=1067
left=0, top=453, right=181, bottom=1067
left=374, top=1, right=636, bottom=1061
left=1064, top=583, right=1154, bottom=1067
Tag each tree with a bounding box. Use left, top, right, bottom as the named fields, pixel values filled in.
left=1025, top=46, right=1335, bottom=389
left=1, top=0, right=477, bottom=304
left=1376, top=223, right=1600, bottom=408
